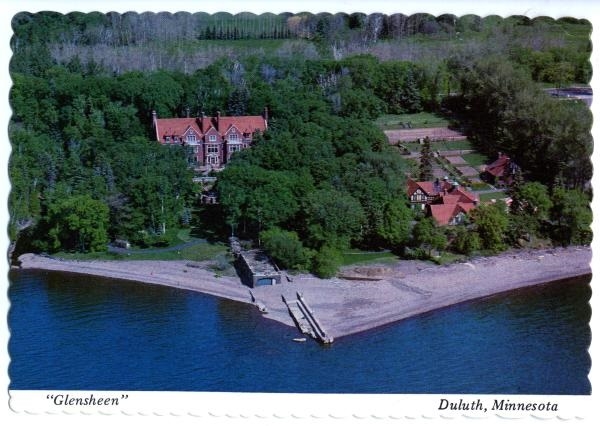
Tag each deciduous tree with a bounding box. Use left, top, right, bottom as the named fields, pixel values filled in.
left=471, top=202, right=509, bottom=252
left=47, top=194, right=110, bottom=252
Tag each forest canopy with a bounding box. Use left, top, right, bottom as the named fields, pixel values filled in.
left=9, top=12, right=592, bottom=275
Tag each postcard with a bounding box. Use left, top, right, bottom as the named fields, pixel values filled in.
left=3, top=0, right=598, bottom=425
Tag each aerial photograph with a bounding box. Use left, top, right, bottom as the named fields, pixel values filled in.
left=6, top=4, right=592, bottom=405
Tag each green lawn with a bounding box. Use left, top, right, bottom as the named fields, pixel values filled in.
left=401, top=142, right=421, bottom=151
left=470, top=182, right=494, bottom=191
left=433, top=140, right=473, bottom=151
left=478, top=191, right=508, bottom=202
left=461, top=152, right=489, bottom=167
left=55, top=240, right=229, bottom=262
left=403, top=139, right=473, bottom=152
left=376, top=112, right=451, bottom=130
left=433, top=252, right=466, bottom=265
left=341, top=250, right=399, bottom=266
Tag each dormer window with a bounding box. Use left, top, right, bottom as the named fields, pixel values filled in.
left=208, top=134, right=217, bottom=142
left=186, top=133, right=196, bottom=143
left=228, top=133, right=238, bottom=142
left=165, top=136, right=171, bottom=143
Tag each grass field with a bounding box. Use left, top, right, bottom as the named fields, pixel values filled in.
left=376, top=112, right=451, bottom=130
left=433, top=140, right=474, bottom=151
left=55, top=240, right=229, bottom=262
left=478, top=191, right=508, bottom=202
left=461, top=152, right=490, bottom=167
left=341, top=250, right=399, bottom=266
left=402, top=139, right=474, bottom=152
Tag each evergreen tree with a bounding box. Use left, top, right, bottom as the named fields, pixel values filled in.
left=400, top=67, right=422, bottom=112
left=418, top=136, right=434, bottom=181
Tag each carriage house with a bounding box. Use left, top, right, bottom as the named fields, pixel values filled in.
left=482, top=153, right=520, bottom=187
left=153, top=109, right=268, bottom=170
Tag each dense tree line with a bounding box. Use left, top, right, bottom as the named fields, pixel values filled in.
left=9, top=53, right=432, bottom=269
left=448, top=55, right=592, bottom=189
left=216, top=110, right=414, bottom=276
left=9, top=66, right=195, bottom=255
left=12, top=12, right=590, bottom=49
left=9, top=13, right=592, bottom=274
left=11, top=12, right=590, bottom=78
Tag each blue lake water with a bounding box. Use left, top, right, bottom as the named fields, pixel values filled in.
left=8, top=269, right=591, bottom=394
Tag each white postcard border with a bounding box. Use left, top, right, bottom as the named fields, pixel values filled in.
left=2, top=1, right=598, bottom=425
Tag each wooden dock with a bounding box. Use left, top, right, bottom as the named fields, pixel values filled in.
left=282, top=293, right=333, bottom=344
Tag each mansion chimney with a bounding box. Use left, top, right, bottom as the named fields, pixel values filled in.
left=216, top=110, right=221, bottom=130
left=152, top=110, right=159, bottom=141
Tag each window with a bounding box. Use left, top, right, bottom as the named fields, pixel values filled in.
left=412, top=190, right=427, bottom=202
left=228, top=133, right=238, bottom=142
left=207, top=145, right=219, bottom=154
left=165, top=136, right=171, bottom=143
left=229, top=145, right=241, bottom=153
left=186, top=133, right=196, bottom=143
left=208, top=134, right=217, bottom=142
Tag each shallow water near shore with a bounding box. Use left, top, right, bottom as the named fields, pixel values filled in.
left=8, top=269, right=591, bottom=394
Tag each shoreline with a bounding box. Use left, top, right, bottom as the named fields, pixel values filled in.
left=15, top=246, right=592, bottom=340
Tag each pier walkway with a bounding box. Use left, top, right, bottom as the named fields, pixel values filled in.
left=282, top=293, right=333, bottom=344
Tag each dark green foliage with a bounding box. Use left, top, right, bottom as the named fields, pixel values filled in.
left=9, top=66, right=194, bottom=254
left=9, top=14, right=591, bottom=262
left=376, top=199, right=414, bottom=249
left=312, top=246, right=343, bottom=279
left=470, top=203, right=510, bottom=253
left=418, top=136, right=434, bottom=181
left=451, top=56, right=592, bottom=189
left=451, top=226, right=481, bottom=255
left=411, top=217, right=447, bottom=257
left=375, top=62, right=425, bottom=114
left=46, top=194, right=110, bottom=252
left=259, top=227, right=312, bottom=271
left=508, top=181, right=552, bottom=242
left=550, top=188, right=592, bottom=246
left=302, top=188, right=366, bottom=250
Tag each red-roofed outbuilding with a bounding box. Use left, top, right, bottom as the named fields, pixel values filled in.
left=483, top=153, right=519, bottom=187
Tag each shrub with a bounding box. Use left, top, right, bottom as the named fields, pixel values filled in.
left=452, top=226, right=481, bottom=255
left=260, top=227, right=312, bottom=271
left=312, top=246, right=342, bottom=278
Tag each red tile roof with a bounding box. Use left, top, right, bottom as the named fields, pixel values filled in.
left=407, top=178, right=453, bottom=198
left=409, top=178, right=479, bottom=225
left=429, top=204, right=459, bottom=226
left=154, top=114, right=267, bottom=141
left=154, top=117, right=201, bottom=141
left=218, top=116, right=268, bottom=134
left=450, top=186, right=479, bottom=204
left=429, top=202, right=476, bottom=226
left=485, top=154, right=510, bottom=177
left=440, top=194, right=461, bottom=205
